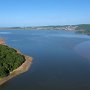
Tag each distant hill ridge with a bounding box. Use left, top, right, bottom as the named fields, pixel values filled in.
left=0, top=24, right=90, bottom=31
left=0, top=24, right=90, bottom=34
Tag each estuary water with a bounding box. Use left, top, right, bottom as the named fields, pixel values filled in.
left=0, top=30, right=90, bottom=90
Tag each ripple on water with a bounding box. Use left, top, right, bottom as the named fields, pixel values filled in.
left=74, top=41, right=90, bottom=60
left=0, top=32, right=11, bottom=34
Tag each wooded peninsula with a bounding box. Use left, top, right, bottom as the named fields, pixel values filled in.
left=0, top=40, right=32, bottom=85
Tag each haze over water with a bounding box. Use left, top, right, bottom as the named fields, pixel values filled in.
left=0, top=30, right=90, bottom=90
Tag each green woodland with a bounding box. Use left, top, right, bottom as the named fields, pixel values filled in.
left=76, top=24, right=90, bottom=35
left=0, top=45, right=25, bottom=78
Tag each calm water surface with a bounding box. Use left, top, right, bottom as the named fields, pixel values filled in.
left=0, top=30, right=90, bottom=90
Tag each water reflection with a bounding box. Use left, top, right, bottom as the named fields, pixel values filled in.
left=74, top=41, right=90, bottom=60
left=0, top=30, right=90, bottom=90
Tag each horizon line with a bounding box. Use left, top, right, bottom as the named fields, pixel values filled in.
left=0, top=23, right=90, bottom=28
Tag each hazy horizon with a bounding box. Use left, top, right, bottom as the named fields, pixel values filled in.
left=0, top=23, right=89, bottom=28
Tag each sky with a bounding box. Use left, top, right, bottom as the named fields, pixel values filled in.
left=0, top=0, right=90, bottom=27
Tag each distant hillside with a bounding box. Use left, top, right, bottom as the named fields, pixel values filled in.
left=0, top=24, right=90, bottom=34
left=75, top=24, right=90, bottom=35
left=76, top=24, right=90, bottom=30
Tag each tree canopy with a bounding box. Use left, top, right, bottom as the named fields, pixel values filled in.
left=0, top=45, right=25, bottom=78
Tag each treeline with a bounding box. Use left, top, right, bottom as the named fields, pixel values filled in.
left=76, top=24, right=90, bottom=35
left=0, top=45, right=25, bottom=78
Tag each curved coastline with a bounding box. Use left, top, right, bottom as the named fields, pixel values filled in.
left=0, top=40, right=32, bottom=85
left=0, top=54, right=32, bottom=85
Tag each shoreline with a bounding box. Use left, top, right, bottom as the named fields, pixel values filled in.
left=0, top=50, right=32, bottom=85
